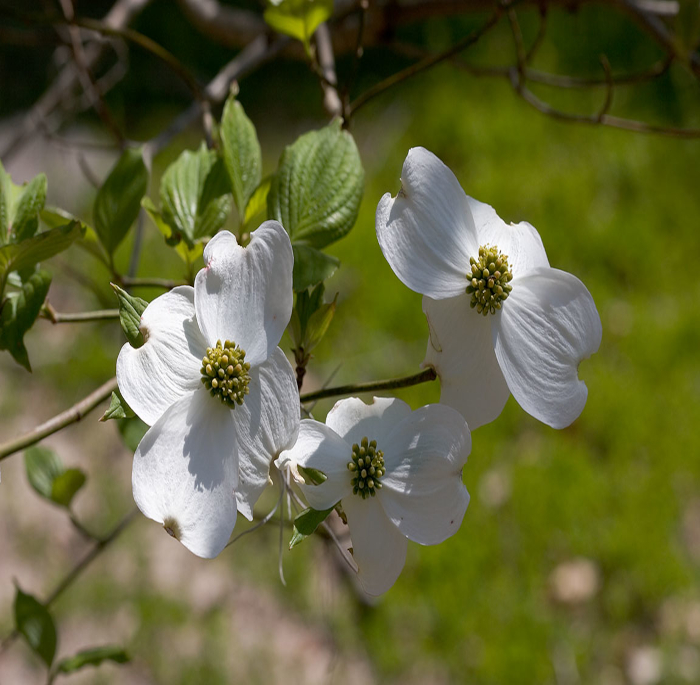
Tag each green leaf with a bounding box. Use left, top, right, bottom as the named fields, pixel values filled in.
left=220, top=95, right=262, bottom=219
left=51, top=469, right=87, bottom=508
left=292, top=244, right=339, bottom=291
left=117, top=416, right=148, bottom=452
left=0, top=269, right=52, bottom=371
left=264, top=0, right=333, bottom=48
left=243, top=177, right=271, bottom=228
left=268, top=119, right=364, bottom=251
left=160, top=143, right=232, bottom=248
left=0, top=220, right=83, bottom=297
left=297, top=466, right=327, bottom=485
left=24, top=446, right=86, bottom=508
left=141, top=197, right=203, bottom=266
left=1, top=163, right=47, bottom=245
left=305, top=292, right=337, bottom=352
left=57, top=645, right=129, bottom=675
left=13, top=586, right=57, bottom=667
left=111, top=283, right=148, bottom=348
left=93, top=148, right=148, bottom=255
left=290, top=506, right=335, bottom=549
left=100, top=391, right=135, bottom=421
left=25, top=446, right=63, bottom=500
left=12, top=173, right=47, bottom=243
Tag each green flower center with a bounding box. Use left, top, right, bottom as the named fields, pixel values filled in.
left=466, top=244, right=513, bottom=315
left=347, top=437, right=385, bottom=499
left=200, top=340, right=251, bottom=408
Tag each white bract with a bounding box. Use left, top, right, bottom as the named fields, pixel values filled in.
left=277, top=396, right=471, bottom=595
left=376, top=147, right=602, bottom=430
left=116, top=222, right=299, bottom=558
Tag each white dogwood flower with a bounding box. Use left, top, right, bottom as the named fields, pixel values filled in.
left=376, top=147, right=602, bottom=430
left=117, top=222, right=299, bottom=558
left=277, top=397, right=471, bottom=595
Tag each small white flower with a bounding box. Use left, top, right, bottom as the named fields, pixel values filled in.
left=376, top=147, right=602, bottom=430
left=117, top=222, right=299, bottom=558
left=277, top=396, right=471, bottom=596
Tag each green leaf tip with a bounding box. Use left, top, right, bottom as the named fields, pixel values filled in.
left=111, top=283, right=148, bottom=348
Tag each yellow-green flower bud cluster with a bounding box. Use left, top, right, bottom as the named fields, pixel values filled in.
left=466, top=244, right=513, bottom=315
left=347, top=437, right=385, bottom=499
left=200, top=340, right=251, bottom=408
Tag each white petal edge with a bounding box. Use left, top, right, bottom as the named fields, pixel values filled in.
left=343, top=495, right=408, bottom=596
left=467, top=197, right=550, bottom=278
left=380, top=404, right=471, bottom=545
left=233, top=348, right=300, bottom=520
left=194, top=222, right=293, bottom=367
left=116, top=286, right=208, bottom=426
left=493, top=267, right=602, bottom=429
left=132, top=387, right=238, bottom=558
left=278, top=419, right=353, bottom=511
left=423, top=294, right=510, bottom=430
left=376, top=147, right=478, bottom=299
left=325, top=396, right=412, bottom=450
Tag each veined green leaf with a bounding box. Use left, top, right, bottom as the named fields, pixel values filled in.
left=111, top=283, right=148, bottom=348
left=243, top=177, right=271, bottom=228
left=289, top=505, right=335, bottom=549
left=100, top=391, right=135, bottom=421
left=141, top=197, right=204, bottom=266
left=93, top=148, right=148, bottom=255
left=13, top=586, right=57, bottom=668
left=291, top=243, right=339, bottom=291
left=0, top=220, right=82, bottom=297
left=220, top=95, right=262, bottom=219
left=12, top=173, right=47, bottom=243
left=160, top=143, right=232, bottom=248
left=268, top=119, right=364, bottom=250
left=0, top=269, right=51, bottom=371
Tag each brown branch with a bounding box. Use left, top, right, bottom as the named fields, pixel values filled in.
left=0, top=0, right=152, bottom=162
left=315, top=23, right=343, bottom=117
left=0, top=378, right=118, bottom=462
left=348, top=8, right=503, bottom=118
left=40, top=303, right=120, bottom=323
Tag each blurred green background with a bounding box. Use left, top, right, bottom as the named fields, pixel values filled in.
left=1, top=2, right=700, bottom=683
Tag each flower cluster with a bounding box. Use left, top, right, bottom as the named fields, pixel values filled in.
left=117, top=147, right=601, bottom=595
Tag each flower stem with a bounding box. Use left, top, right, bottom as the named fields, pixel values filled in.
left=0, top=377, right=118, bottom=462
left=299, top=367, right=437, bottom=404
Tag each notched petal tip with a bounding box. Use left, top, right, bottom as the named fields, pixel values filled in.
left=163, top=516, right=181, bottom=540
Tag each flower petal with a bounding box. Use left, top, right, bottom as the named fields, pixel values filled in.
left=423, top=294, right=510, bottom=430
left=380, top=404, right=470, bottom=545
left=116, top=286, right=208, bottom=426
left=278, top=419, right=353, bottom=511
left=493, top=267, right=602, bottom=429
left=325, top=396, right=412, bottom=450
left=233, top=348, right=300, bottom=519
left=132, top=387, right=238, bottom=558
left=194, top=222, right=293, bottom=367
left=376, top=147, right=478, bottom=299
left=467, top=197, right=549, bottom=278
left=343, top=495, right=408, bottom=596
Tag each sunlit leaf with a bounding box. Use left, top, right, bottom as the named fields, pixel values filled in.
left=220, top=95, right=262, bottom=219
left=57, top=645, right=129, bottom=675
left=93, top=148, right=148, bottom=255
left=289, top=505, right=334, bottom=549
left=100, top=391, right=135, bottom=421
left=111, top=283, right=148, bottom=348
left=264, top=0, right=333, bottom=49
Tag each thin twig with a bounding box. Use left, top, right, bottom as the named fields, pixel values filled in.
left=0, top=508, right=138, bottom=655
left=119, top=276, right=185, bottom=289
left=348, top=8, right=502, bottom=118
left=0, top=378, right=118, bottom=462
left=299, top=366, right=437, bottom=404
left=40, top=303, right=120, bottom=323
left=315, top=23, right=343, bottom=117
